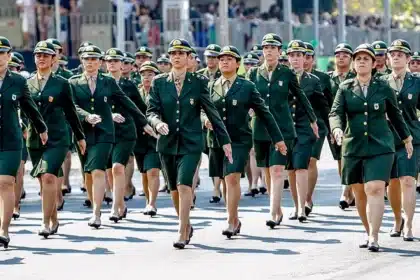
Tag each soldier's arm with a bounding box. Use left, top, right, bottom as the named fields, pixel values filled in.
left=311, top=79, right=331, bottom=133
left=70, top=83, right=91, bottom=122
left=385, top=85, right=411, bottom=142
left=146, top=78, right=163, bottom=129
left=249, top=82, right=283, bottom=143
left=199, top=78, right=231, bottom=146
left=19, top=79, right=47, bottom=134
left=61, top=81, right=85, bottom=141
left=289, top=72, right=317, bottom=123
left=329, top=87, right=346, bottom=133
left=127, top=82, right=147, bottom=113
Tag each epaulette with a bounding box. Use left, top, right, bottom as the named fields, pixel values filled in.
left=193, top=72, right=209, bottom=81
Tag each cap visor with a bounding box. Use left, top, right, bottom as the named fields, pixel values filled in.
left=388, top=46, right=410, bottom=54
left=81, top=53, right=102, bottom=59
left=353, top=49, right=375, bottom=59
left=218, top=51, right=241, bottom=59
left=135, top=52, right=153, bottom=57
left=105, top=55, right=123, bottom=61
left=204, top=50, right=219, bottom=57
left=0, top=47, right=11, bottom=53
left=33, top=48, right=56, bottom=55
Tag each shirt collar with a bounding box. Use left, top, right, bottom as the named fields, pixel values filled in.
left=0, top=69, right=8, bottom=80
left=84, top=72, right=98, bottom=81
left=221, top=74, right=237, bottom=85
left=264, top=62, right=278, bottom=72
left=392, top=71, right=407, bottom=80
left=37, top=71, right=51, bottom=81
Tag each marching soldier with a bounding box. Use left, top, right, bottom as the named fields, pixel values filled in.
left=0, top=36, right=48, bottom=248
left=247, top=33, right=317, bottom=229
left=409, top=51, right=420, bottom=73
left=372, top=41, right=392, bottom=76
left=69, top=45, right=154, bottom=228
left=70, top=41, right=94, bottom=75
left=131, top=46, right=153, bottom=86
left=286, top=40, right=329, bottom=221
left=330, top=43, right=413, bottom=252
left=59, top=55, right=69, bottom=70
left=250, top=44, right=264, bottom=65
left=279, top=50, right=289, bottom=67
left=197, top=44, right=222, bottom=82
left=381, top=39, right=419, bottom=242
left=243, top=52, right=259, bottom=73
left=303, top=42, right=333, bottom=216
left=27, top=41, right=86, bottom=237
left=205, top=45, right=286, bottom=237
left=328, top=43, right=356, bottom=210
left=157, top=54, right=172, bottom=73
left=187, top=48, right=200, bottom=73
left=146, top=38, right=232, bottom=249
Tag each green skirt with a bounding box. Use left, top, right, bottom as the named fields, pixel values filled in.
left=390, top=145, right=419, bottom=179
left=81, top=143, right=113, bottom=173
left=159, top=153, right=201, bottom=191
left=254, top=139, right=295, bottom=168
left=107, top=141, right=136, bottom=168
left=29, top=147, right=68, bottom=177
left=134, top=151, right=161, bottom=173
left=0, top=150, right=22, bottom=176
left=209, top=146, right=250, bottom=178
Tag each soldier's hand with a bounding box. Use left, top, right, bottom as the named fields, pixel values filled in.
left=274, top=141, right=287, bottom=155
left=78, top=139, right=87, bottom=155
left=144, top=124, right=158, bottom=138
left=23, top=129, right=28, bottom=140
left=311, top=122, right=319, bottom=138
left=329, top=133, right=335, bottom=144
left=204, top=119, right=213, bottom=130
left=39, top=131, right=48, bottom=145
left=86, top=114, right=102, bottom=125
left=404, top=136, right=413, bottom=159
left=223, top=143, right=233, bottom=164
left=112, top=113, right=125, bottom=123
left=156, top=122, right=169, bottom=135
left=333, top=128, right=344, bottom=146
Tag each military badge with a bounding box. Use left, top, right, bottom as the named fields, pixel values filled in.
left=85, top=46, right=94, bottom=52
left=109, top=49, right=117, bottom=55
left=374, top=103, right=379, bottom=110
left=140, top=47, right=145, bottom=51
left=279, top=81, right=283, bottom=86
left=232, top=99, right=237, bottom=106
left=48, top=96, right=54, bottom=102
left=408, top=94, right=413, bottom=100
left=12, top=94, right=16, bottom=100
left=395, top=40, right=402, bottom=46
left=190, top=98, right=194, bottom=105
left=209, top=44, right=215, bottom=50
left=265, top=34, right=274, bottom=40
left=292, top=41, right=299, bottom=48
left=375, top=44, right=380, bottom=49
left=104, top=97, right=107, bottom=102
left=173, top=40, right=181, bottom=46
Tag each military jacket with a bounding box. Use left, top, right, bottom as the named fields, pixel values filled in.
left=69, top=73, right=148, bottom=145
left=329, top=78, right=411, bottom=157
left=56, top=66, right=73, bottom=79
left=196, top=68, right=221, bottom=82
left=380, top=73, right=420, bottom=146
left=247, top=64, right=317, bottom=141
left=312, top=69, right=333, bottom=107
left=147, top=72, right=231, bottom=155
left=0, top=70, right=47, bottom=151
left=207, top=76, right=283, bottom=148
left=27, top=73, right=84, bottom=149
left=328, top=71, right=356, bottom=99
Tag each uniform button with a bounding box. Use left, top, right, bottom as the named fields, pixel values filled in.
left=293, top=105, right=296, bottom=108
left=364, top=132, right=368, bottom=136
left=0, top=94, right=2, bottom=97
left=223, top=117, right=226, bottom=120
left=293, top=122, right=296, bottom=125
left=267, top=94, right=270, bottom=97
left=399, top=101, right=402, bottom=104
left=91, top=98, right=94, bottom=102
left=176, top=110, right=179, bottom=113
left=112, top=105, right=115, bottom=109
left=176, top=119, right=179, bottom=122
left=222, top=108, right=226, bottom=111
left=222, top=99, right=225, bottom=102
left=292, top=113, right=295, bottom=117
left=142, top=132, right=145, bottom=135
left=38, top=102, right=41, bottom=105
left=364, top=122, right=367, bottom=125
left=176, top=128, right=179, bottom=131
left=91, top=107, right=94, bottom=110
left=177, top=101, right=179, bottom=104
left=267, top=83, right=270, bottom=86
left=38, top=93, right=41, bottom=96
left=364, top=112, right=368, bottom=115
left=293, top=96, right=296, bottom=100
left=396, top=91, right=399, bottom=95
left=364, top=102, right=367, bottom=106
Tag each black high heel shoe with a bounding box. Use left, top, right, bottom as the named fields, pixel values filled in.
left=390, top=218, right=404, bottom=237
left=339, top=200, right=349, bottom=210
left=38, top=227, right=50, bottom=239
left=259, top=186, right=267, bottom=195
left=20, top=189, right=26, bottom=200
left=367, top=241, right=380, bottom=252
left=266, top=215, right=283, bottom=229
left=80, top=187, right=86, bottom=192
left=190, top=195, right=197, bottom=210
left=284, top=179, right=289, bottom=189
left=57, top=200, right=65, bottom=211
left=50, top=222, right=60, bottom=235
left=209, top=196, right=221, bottom=203
left=222, top=221, right=242, bottom=239
left=0, top=235, right=10, bottom=249
left=119, top=207, right=128, bottom=220
left=298, top=215, right=307, bottom=223
left=12, top=207, right=20, bottom=220
left=83, top=199, right=92, bottom=208
left=109, top=215, right=120, bottom=223
left=186, top=225, right=194, bottom=245
left=305, top=204, right=313, bottom=217
left=173, top=240, right=187, bottom=249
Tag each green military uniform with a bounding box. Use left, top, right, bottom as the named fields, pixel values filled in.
left=329, top=44, right=411, bottom=185
left=327, top=43, right=356, bottom=160
left=207, top=46, right=283, bottom=177
left=134, top=62, right=161, bottom=173
left=0, top=58, right=47, bottom=176
left=247, top=34, right=316, bottom=168
left=196, top=67, right=221, bottom=82
left=104, top=48, right=148, bottom=168
left=372, top=41, right=392, bottom=77
left=147, top=39, right=231, bottom=191
left=70, top=45, right=149, bottom=172
left=27, top=41, right=85, bottom=177
left=56, top=66, right=73, bottom=79
left=131, top=46, right=153, bottom=86
left=381, top=40, right=420, bottom=178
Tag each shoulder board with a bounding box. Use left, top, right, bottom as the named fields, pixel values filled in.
left=69, top=74, right=82, bottom=81
left=196, top=68, right=205, bottom=74
left=194, top=72, right=209, bottom=81
left=154, top=73, right=169, bottom=80
left=340, top=78, right=354, bottom=88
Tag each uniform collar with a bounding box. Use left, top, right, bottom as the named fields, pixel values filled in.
left=37, top=71, right=52, bottom=81
left=221, top=74, right=237, bottom=86
left=0, top=68, right=7, bottom=80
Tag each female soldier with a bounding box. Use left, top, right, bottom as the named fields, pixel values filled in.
left=69, top=45, right=153, bottom=228
left=27, top=41, right=86, bottom=237
left=286, top=40, right=329, bottom=222
left=330, top=43, right=413, bottom=252
left=0, top=36, right=48, bottom=248
left=147, top=38, right=232, bottom=249
left=409, top=51, right=420, bottom=73
left=137, top=61, right=161, bottom=216
left=381, top=39, right=419, bottom=242
left=247, top=33, right=317, bottom=229
left=205, top=45, right=286, bottom=237
left=104, top=48, right=150, bottom=222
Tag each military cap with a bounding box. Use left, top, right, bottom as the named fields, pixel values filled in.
left=168, top=39, right=192, bottom=53
left=157, top=53, right=170, bottom=64
left=123, top=52, right=135, bottom=64
left=190, top=47, right=198, bottom=58
left=59, top=55, right=68, bottom=66
left=33, top=41, right=56, bottom=55
left=388, top=39, right=411, bottom=55
left=279, top=50, right=288, bottom=61
left=78, top=41, right=93, bottom=54
left=204, top=44, right=221, bottom=57
left=412, top=51, right=420, bottom=61
left=335, top=43, right=353, bottom=55
left=0, top=36, right=12, bottom=53
left=261, top=33, right=282, bottom=47
left=8, top=54, right=21, bottom=68
left=218, top=45, right=241, bottom=60
left=353, top=43, right=376, bottom=60
left=371, top=40, right=387, bottom=55
left=305, top=42, right=315, bottom=56
left=105, top=48, right=124, bottom=61
left=46, top=38, right=62, bottom=51
left=250, top=44, right=263, bottom=56
left=135, top=46, right=153, bottom=57
left=243, top=52, right=259, bottom=64
left=286, top=40, right=307, bottom=54
left=139, top=61, right=160, bottom=74
left=12, top=52, right=24, bottom=65
left=80, top=45, right=102, bottom=59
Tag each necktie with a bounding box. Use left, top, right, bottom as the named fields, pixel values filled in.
left=39, top=76, right=46, bottom=91
left=362, top=85, right=368, bottom=97
left=174, top=76, right=182, bottom=96
left=339, top=73, right=345, bottom=83
left=223, top=80, right=231, bottom=96
left=0, top=76, right=4, bottom=90
left=89, top=77, right=96, bottom=94
left=297, top=74, right=301, bottom=85
left=395, top=76, right=403, bottom=91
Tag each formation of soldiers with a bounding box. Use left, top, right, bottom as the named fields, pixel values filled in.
left=0, top=32, right=419, bottom=251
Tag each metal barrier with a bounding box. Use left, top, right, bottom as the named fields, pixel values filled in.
left=2, top=6, right=420, bottom=59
